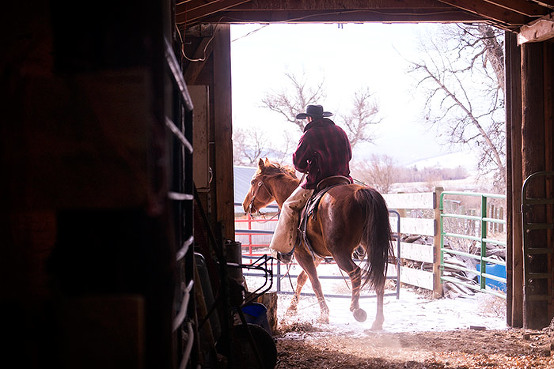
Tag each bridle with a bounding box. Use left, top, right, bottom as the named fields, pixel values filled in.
left=246, top=178, right=272, bottom=215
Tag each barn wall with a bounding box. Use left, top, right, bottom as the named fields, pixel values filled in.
left=508, top=38, right=554, bottom=330
left=184, top=25, right=236, bottom=251
left=1, top=1, right=180, bottom=367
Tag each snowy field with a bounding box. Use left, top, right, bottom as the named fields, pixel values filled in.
left=275, top=288, right=508, bottom=337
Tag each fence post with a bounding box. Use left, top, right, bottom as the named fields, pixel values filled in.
left=433, top=186, right=444, bottom=299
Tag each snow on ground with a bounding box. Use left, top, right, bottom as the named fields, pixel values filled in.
left=275, top=287, right=508, bottom=337
left=277, top=288, right=507, bottom=335
left=244, top=260, right=507, bottom=338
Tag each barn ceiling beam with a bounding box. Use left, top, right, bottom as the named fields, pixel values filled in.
left=176, top=0, right=483, bottom=25
left=176, top=0, right=251, bottom=24
left=529, top=0, right=554, bottom=10
left=191, top=9, right=484, bottom=25
left=517, top=12, right=554, bottom=44
left=482, top=0, right=550, bottom=18
left=438, top=0, right=531, bottom=27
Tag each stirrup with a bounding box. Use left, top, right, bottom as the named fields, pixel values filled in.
left=277, top=252, right=292, bottom=264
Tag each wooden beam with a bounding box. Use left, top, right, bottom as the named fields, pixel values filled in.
left=530, top=0, right=554, bottom=10
left=184, top=35, right=215, bottom=84
left=191, top=9, right=484, bottom=25
left=176, top=0, right=250, bottom=24
left=506, top=31, right=523, bottom=328
left=521, top=42, right=548, bottom=330
left=212, top=24, right=235, bottom=240
left=483, top=0, right=550, bottom=17
left=518, top=12, right=554, bottom=44
left=438, top=0, right=531, bottom=26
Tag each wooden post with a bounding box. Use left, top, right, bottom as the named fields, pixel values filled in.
left=545, top=41, right=554, bottom=323
left=521, top=42, right=548, bottom=330
left=433, top=186, right=444, bottom=299
left=506, top=31, right=523, bottom=328
left=212, top=25, right=235, bottom=241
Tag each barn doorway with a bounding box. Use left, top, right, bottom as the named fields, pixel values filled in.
left=228, top=22, right=508, bottom=335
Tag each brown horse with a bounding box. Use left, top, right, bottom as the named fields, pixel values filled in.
left=242, top=158, right=393, bottom=330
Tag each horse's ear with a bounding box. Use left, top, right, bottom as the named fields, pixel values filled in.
left=258, top=158, right=265, bottom=169
left=264, top=157, right=271, bottom=166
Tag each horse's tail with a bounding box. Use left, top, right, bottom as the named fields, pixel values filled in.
left=355, top=187, right=393, bottom=290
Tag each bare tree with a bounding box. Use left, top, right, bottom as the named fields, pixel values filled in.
left=233, top=127, right=271, bottom=166
left=352, top=154, right=397, bottom=194
left=339, top=87, right=381, bottom=147
left=233, top=126, right=295, bottom=166
left=409, top=24, right=506, bottom=189
left=261, top=72, right=325, bottom=132
left=262, top=72, right=381, bottom=149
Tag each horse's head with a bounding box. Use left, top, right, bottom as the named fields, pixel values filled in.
left=242, top=158, right=297, bottom=214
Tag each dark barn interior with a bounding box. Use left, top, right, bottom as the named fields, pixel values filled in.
left=2, top=1, right=554, bottom=368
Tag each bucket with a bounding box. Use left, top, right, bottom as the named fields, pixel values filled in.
left=241, top=302, right=272, bottom=335
left=476, top=263, right=506, bottom=292
left=226, top=240, right=243, bottom=283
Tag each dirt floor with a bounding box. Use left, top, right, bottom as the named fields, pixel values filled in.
left=274, top=325, right=554, bottom=368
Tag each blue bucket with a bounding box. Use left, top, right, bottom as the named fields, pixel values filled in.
left=241, top=302, right=272, bottom=335
left=476, top=263, right=506, bottom=292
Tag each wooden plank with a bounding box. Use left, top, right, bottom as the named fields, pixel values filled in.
left=483, top=0, right=549, bottom=17
left=506, top=31, right=523, bottom=328
left=391, top=217, right=436, bottom=236
left=433, top=187, right=444, bottom=298
left=213, top=25, right=236, bottom=240
left=184, top=33, right=215, bottom=84
left=518, top=13, right=554, bottom=44
left=438, top=0, right=530, bottom=26
left=531, top=0, right=554, bottom=9
left=176, top=0, right=251, bottom=23
left=521, top=42, right=548, bottom=330
left=191, top=9, right=483, bottom=25
left=544, top=42, right=554, bottom=322
left=383, top=192, right=435, bottom=210
left=388, top=264, right=434, bottom=290
left=391, top=242, right=434, bottom=264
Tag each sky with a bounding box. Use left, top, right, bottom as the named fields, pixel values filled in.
left=230, top=23, right=479, bottom=170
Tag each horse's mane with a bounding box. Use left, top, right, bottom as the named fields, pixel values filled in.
left=258, top=160, right=297, bottom=180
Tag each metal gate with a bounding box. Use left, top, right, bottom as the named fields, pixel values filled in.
left=238, top=208, right=401, bottom=300
left=521, top=171, right=554, bottom=315
left=165, top=38, right=196, bottom=369
left=439, top=191, right=507, bottom=298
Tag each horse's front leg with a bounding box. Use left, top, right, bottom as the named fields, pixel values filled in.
left=286, top=270, right=309, bottom=316
left=295, top=256, right=329, bottom=323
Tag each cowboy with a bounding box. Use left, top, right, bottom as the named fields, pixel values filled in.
left=270, top=104, right=353, bottom=263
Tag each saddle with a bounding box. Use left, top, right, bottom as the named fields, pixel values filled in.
left=296, top=176, right=352, bottom=258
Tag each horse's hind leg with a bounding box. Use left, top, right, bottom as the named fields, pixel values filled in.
left=372, top=282, right=385, bottom=330
left=334, top=256, right=366, bottom=322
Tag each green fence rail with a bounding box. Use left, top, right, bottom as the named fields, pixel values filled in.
left=439, top=191, right=507, bottom=298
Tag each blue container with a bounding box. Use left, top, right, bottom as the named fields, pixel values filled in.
left=476, top=263, right=506, bottom=292
left=241, top=302, right=272, bottom=335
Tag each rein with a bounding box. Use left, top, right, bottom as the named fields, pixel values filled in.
left=247, top=180, right=281, bottom=223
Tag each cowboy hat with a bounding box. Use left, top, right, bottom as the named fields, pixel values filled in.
left=295, top=104, right=333, bottom=119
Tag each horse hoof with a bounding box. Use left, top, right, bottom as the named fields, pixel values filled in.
left=317, top=316, right=329, bottom=324
left=353, top=308, right=367, bottom=322
left=371, top=322, right=383, bottom=331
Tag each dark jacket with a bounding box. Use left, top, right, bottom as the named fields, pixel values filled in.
left=292, top=118, right=352, bottom=189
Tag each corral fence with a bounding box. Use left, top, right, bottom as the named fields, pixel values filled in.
left=234, top=203, right=401, bottom=299
left=439, top=191, right=507, bottom=299
left=234, top=187, right=507, bottom=299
